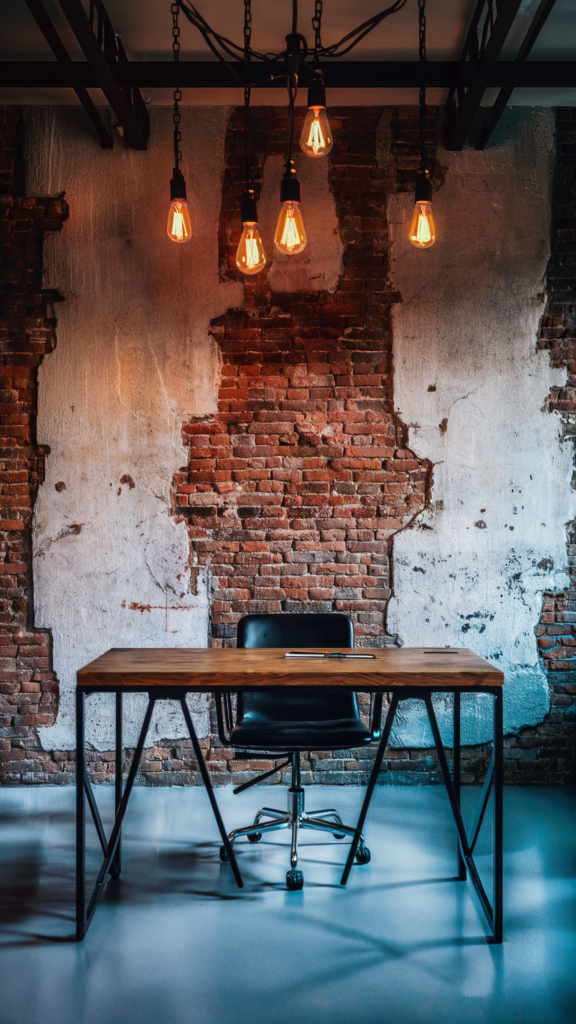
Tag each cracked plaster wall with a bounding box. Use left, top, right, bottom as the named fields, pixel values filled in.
left=25, top=106, right=243, bottom=750
left=19, top=104, right=572, bottom=755
left=387, top=107, right=576, bottom=746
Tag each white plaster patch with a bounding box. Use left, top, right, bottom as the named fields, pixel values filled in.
left=25, top=106, right=243, bottom=750
left=258, top=152, right=343, bottom=294
left=387, top=108, right=575, bottom=746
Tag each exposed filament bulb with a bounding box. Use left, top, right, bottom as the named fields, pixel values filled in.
left=300, top=106, right=333, bottom=158
left=409, top=201, right=436, bottom=249
left=236, top=222, right=266, bottom=275
left=409, top=173, right=437, bottom=250
left=167, top=199, right=192, bottom=243
left=167, top=168, right=192, bottom=244
left=274, top=201, right=306, bottom=255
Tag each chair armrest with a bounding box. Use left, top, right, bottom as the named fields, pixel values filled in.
left=370, top=692, right=384, bottom=742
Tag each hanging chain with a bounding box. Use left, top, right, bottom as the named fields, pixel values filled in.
left=312, top=1, right=323, bottom=65
left=418, top=0, right=427, bottom=173
left=172, top=2, right=182, bottom=169
left=243, top=0, right=252, bottom=61
left=244, top=0, right=252, bottom=192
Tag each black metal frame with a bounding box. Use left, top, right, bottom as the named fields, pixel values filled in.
left=22, top=0, right=149, bottom=150
left=475, top=0, right=558, bottom=150
left=445, top=0, right=559, bottom=151
left=76, top=682, right=503, bottom=943
left=341, top=686, right=503, bottom=943
left=445, top=0, right=524, bottom=151
left=76, top=687, right=243, bottom=940
left=3, top=59, right=573, bottom=91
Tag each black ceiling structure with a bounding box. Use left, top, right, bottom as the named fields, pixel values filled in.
left=22, top=0, right=149, bottom=149
left=445, top=0, right=562, bottom=151
left=2, top=0, right=574, bottom=152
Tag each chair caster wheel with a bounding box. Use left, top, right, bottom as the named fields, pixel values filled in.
left=333, top=833, right=345, bottom=840
left=355, top=846, right=371, bottom=865
left=109, top=867, right=121, bottom=880
left=247, top=832, right=262, bottom=843
left=219, top=845, right=229, bottom=862
left=286, top=869, right=303, bottom=891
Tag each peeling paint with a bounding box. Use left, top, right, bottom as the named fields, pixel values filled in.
left=388, top=108, right=576, bottom=746
left=25, top=106, right=243, bottom=750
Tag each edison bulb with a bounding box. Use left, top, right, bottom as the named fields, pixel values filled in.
left=167, top=199, right=192, bottom=243
left=409, top=201, right=436, bottom=249
left=274, top=202, right=306, bottom=256
left=300, top=106, right=333, bottom=158
left=236, top=222, right=266, bottom=275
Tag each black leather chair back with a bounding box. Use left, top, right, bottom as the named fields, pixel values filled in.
left=236, top=613, right=360, bottom=727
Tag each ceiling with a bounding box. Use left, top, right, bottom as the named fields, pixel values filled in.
left=0, top=0, right=575, bottom=108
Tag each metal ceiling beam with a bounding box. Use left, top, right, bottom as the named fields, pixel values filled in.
left=476, top=0, right=558, bottom=149
left=56, top=0, right=148, bottom=149
left=1, top=60, right=575, bottom=90
left=446, top=0, right=524, bottom=151
left=23, top=0, right=113, bottom=147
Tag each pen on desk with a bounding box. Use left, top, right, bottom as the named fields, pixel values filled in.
left=284, top=652, right=376, bottom=659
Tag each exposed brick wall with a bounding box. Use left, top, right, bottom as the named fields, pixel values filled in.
left=167, top=104, right=573, bottom=788
left=174, top=106, right=432, bottom=648
left=0, top=104, right=573, bottom=786
left=0, top=107, right=67, bottom=782
left=530, top=107, right=576, bottom=782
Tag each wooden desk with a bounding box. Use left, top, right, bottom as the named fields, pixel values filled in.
left=76, top=647, right=504, bottom=942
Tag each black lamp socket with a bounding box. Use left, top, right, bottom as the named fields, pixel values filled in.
left=307, top=76, right=327, bottom=109
left=241, top=192, right=258, bottom=224
left=415, top=173, right=432, bottom=204
left=170, top=168, right=187, bottom=202
left=280, top=164, right=301, bottom=204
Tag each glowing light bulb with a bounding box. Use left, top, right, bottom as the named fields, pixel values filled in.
left=167, top=199, right=192, bottom=243
left=300, top=106, right=333, bottom=158
left=409, top=201, right=436, bottom=249
left=167, top=168, right=192, bottom=244
left=274, top=201, right=306, bottom=255
left=275, top=162, right=306, bottom=256
left=409, top=173, right=436, bottom=250
left=236, top=223, right=266, bottom=275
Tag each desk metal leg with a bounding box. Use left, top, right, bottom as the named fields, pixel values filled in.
left=425, top=692, right=502, bottom=942
left=179, top=697, right=243, bottom=889
left=76, top=695, right=155, bottom=940
left=493, top=689, right=503, bottom=943
left=112, top=692, right=123, bottom=879
left=76, top=689, right=86, bottom=940
left=341, top=693, right=399, bottom=886
left=454, top=692, right=466, bottom=880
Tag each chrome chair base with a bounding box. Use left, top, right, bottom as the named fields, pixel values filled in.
left=220, top=754, right=370, bottom=889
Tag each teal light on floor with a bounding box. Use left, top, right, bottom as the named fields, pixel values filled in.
left=0, top=785, right=574, bottom=1024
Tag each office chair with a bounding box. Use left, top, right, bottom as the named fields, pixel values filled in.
left=216, top=613, right=381, bottom=890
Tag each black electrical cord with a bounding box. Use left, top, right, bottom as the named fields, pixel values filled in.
left=318, top=0, right=408, bottom=58
left=419, top=0, right=427, bottom=173
left=175, top=0, right=409, bottom=79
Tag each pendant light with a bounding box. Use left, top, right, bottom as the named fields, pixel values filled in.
left=274, top=31, right=306, bottom=257
left=235, top=19, right=266, bottom=277
left=237, top=190, right=267, bottom=274
left=274, top=160, right=306, bottom=255
left=167, top=4, right=192, bottom=244
left=409, top=0, right=436, bottom=250
left=300, top=72, right=332, bottom=158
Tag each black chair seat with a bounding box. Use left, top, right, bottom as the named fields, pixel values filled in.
left=231, top=716, right=372, bottom=752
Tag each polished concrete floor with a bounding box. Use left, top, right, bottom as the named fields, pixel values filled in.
left=0, top=783, right=574, bottom=1024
